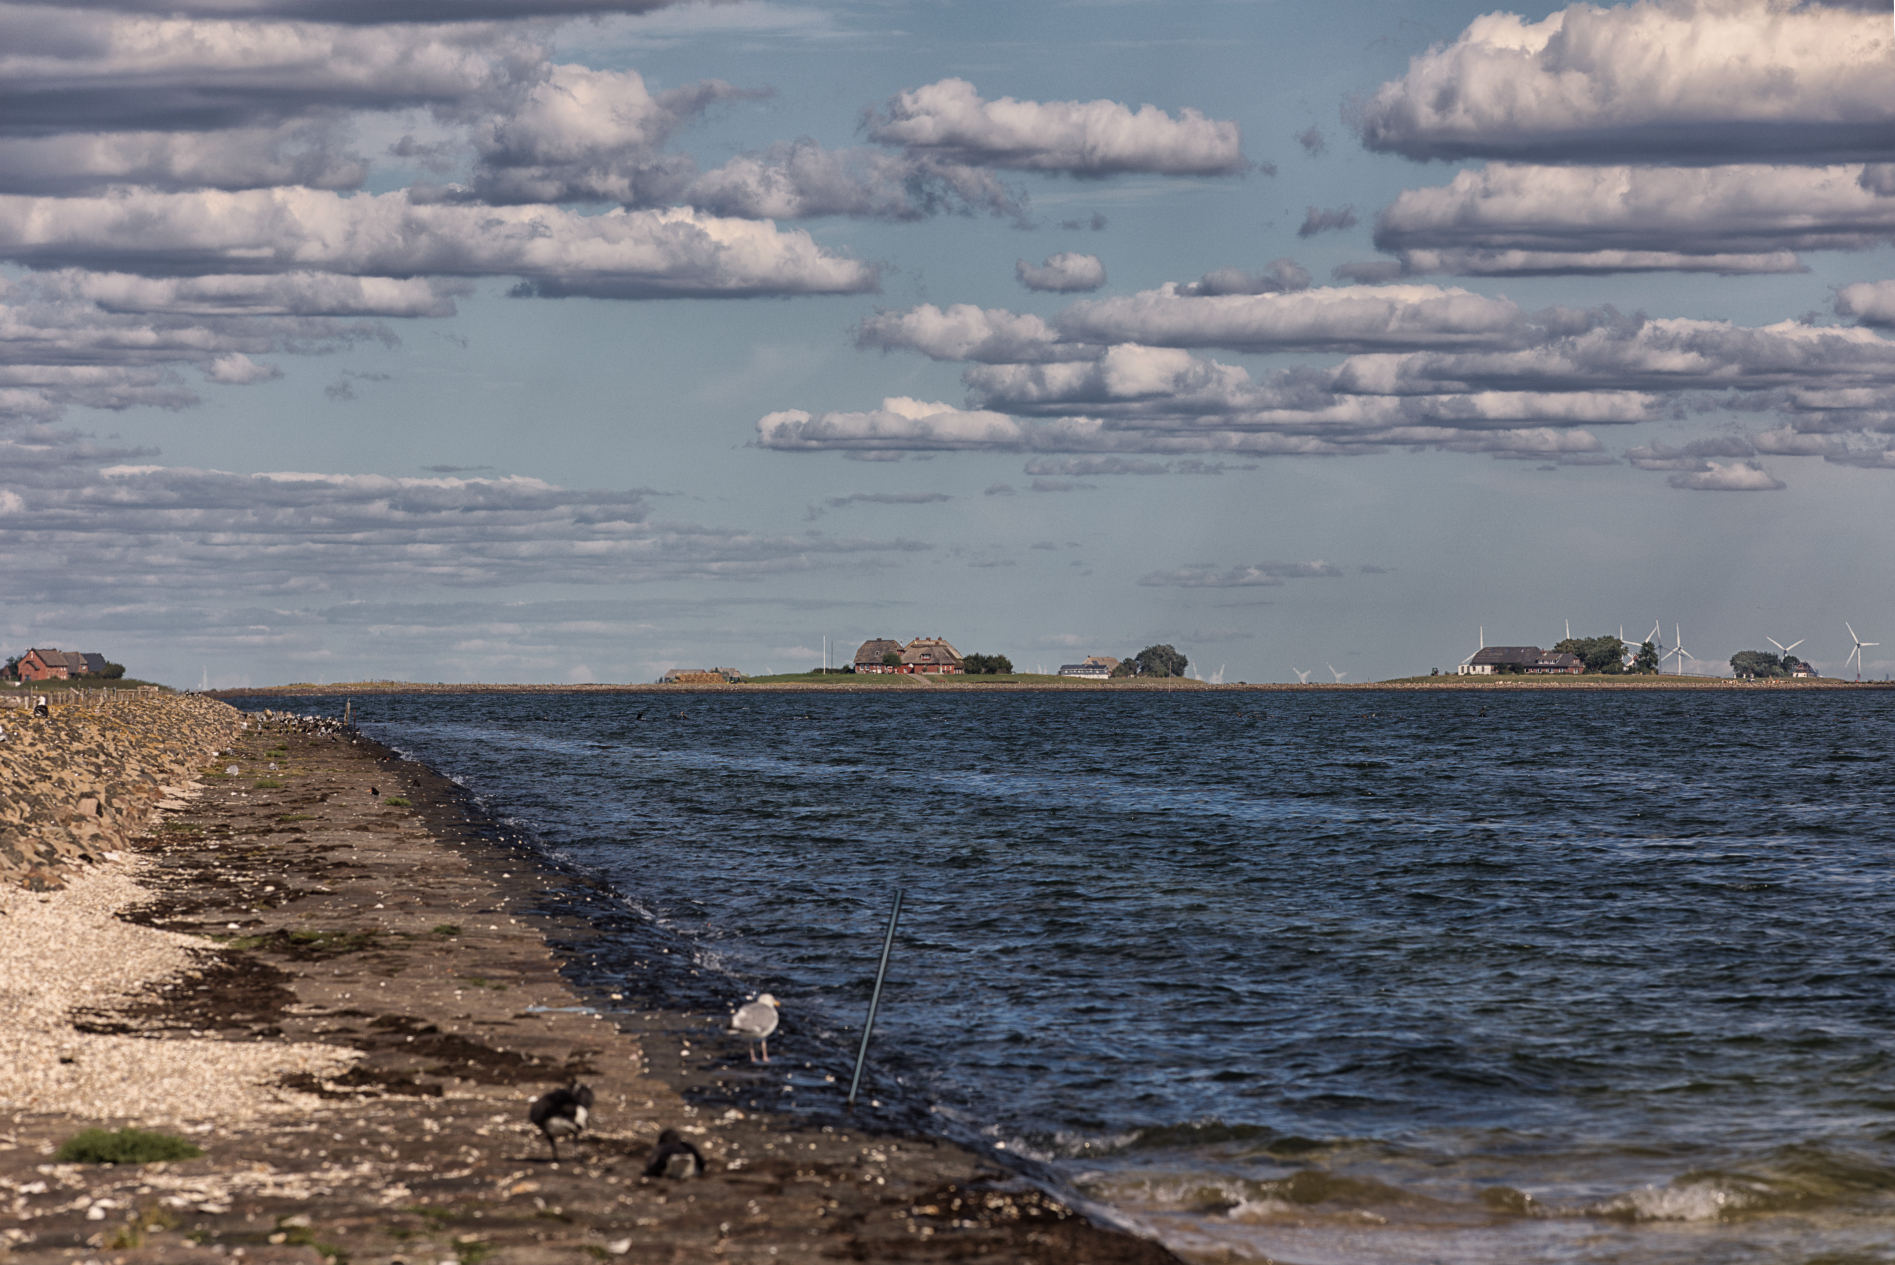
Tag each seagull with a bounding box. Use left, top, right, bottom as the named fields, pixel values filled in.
left=728, top=993, right=780, bottom=1063
left=528, top=1082, right=594, bottom=1161
left=643, top=1128, right=705, bottom=1179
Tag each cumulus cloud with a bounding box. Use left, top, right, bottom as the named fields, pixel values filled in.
left=1356, top=0, right=1895, bottom=165
left=205, top=352, right=280, bottom=383
left=864, top=78, right=1248, bottom=177
left=461, top=66, right=762, bottom=207
left=1371, top=164, right=1895, bottom=277
left=0, top=125, right=367, bottom=196
left=1296, top=126, right=1327, bottom=156
left=0, top=10, right=531, bottom=136
left=1176, top=259, right=1310, bottom=296
left=1054, top=284, right=1541, bottom=354
left=1298, top=205, right=1357, bottom=238
left=1016, top=252, right=1106, bottom=293
left=37, top=270, right=462, bottom=318
left=683, top=141, right=1025, bottom=222
left=1837, top=279, right=1895, bottom=327
left=854, top=304, right=1084, bottom=364
left=0, top=190, right=879, bottom=298
left=757, top=397, right=1031, bottom=452
left=1665, top=460, right=1786, bottom=490
left=1138, top=561, right=1342, bottom=588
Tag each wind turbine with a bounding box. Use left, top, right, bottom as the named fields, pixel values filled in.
left=1293, top=667, right=1312, bottom=684
left=1327, top=663, right=1348, bottom=684
left=1767, top=637, right=1804, bottom=657
left=1846, top=623, right=1879, bottom=682
left=1664, top=624, right=1693, bottom=676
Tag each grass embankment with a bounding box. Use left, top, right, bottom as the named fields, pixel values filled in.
left=1368, top=673, right=1877, bottom=689
left=4, top=677, right=170, bottom=695
left=744, top=670, right=1075, bottom=685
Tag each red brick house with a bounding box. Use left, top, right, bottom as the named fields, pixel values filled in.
left=16, top=649, right=110, bottom=681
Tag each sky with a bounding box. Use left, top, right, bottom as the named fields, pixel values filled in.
left=3, top=0, right=1893, bottom=687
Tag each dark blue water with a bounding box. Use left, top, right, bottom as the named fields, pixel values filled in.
left=234, top=689, right=1895, bottom=1264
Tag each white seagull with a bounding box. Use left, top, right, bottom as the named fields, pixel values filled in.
left=728, top=993, right=780, bottom=1063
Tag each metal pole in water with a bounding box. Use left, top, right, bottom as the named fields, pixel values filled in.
left=847, top=888, right=904, bottom=1110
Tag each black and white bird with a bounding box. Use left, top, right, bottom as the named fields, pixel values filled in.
left=528, top=1082, right=595, bottom=1161
left=643, top=1128, right=706, bottom=1179
left=727, top=993, right=780, bottom=1063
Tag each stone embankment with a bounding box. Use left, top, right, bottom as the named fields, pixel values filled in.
left=0, top=693, right=246, bottom=889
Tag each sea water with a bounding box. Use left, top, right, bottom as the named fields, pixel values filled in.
left=233, top=689, right=1895, bottom=1264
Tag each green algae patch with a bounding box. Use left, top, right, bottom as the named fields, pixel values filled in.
left=57, top=1127, right=203, bottom=1165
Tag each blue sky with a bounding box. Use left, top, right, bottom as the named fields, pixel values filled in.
left=3, top=0, right=1892, bottom=685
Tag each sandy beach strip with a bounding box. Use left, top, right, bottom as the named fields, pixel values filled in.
left=1, top=697, right=1183, bottom=1265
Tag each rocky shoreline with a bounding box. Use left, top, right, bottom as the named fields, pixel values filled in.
left=1, top=697, right=1184, bottom=1265
left=0, top=693, right=245, bottom=890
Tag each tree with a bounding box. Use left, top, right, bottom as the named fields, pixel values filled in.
left=1109, top=660, right=1136, bottom=678
left=98, top=662, right=126, bottom=679
left=1729, top=650, right=1785, bottom=678
left=1553, top=634, right=1628, bottom=674
left=882, top=650, right=902, bottom=667
left=1633, top=641, right=1660, bottom=674
left=1, top=655, right=18, bottom=681
left=987, top=654, right=1012, bottom=674
left=1129, top=644, right=1188, bottom=678
left=961, top=654, right=1014, bottom=675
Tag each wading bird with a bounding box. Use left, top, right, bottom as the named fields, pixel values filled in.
left=528, top=1082, right=594, bottom=1161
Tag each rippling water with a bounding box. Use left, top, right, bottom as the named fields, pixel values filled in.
left=233, top=688, right=1895, bottom=1264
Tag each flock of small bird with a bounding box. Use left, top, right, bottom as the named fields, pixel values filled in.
left=525, top=992, right=780, bottom=1174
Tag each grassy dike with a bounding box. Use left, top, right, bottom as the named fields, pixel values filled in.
left=209, top=673, right=1895, bottom=698
left=1, top=698, right=1183, bottom=1265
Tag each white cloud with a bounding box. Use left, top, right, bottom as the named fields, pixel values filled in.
left=865, top=78, right=1248, bottom=177
left=1175, top=260, right=1310, bottom=296
left=1837, top=279, right=1895, bottom=327
left=1665, top=460, right=1786, bottom=490
left=684, top=142, right=1024, bottom=222
left=0, top=447, right=928, bottom=598
left=756, top=397, right=1029, bottom=451
left=1023, top=456, right=1168, bottom=476
left=1055, top=284, right=1539, bottom=354
left=40, top=270, right=460, bottom=318
left=205, top=352, right=281, bottom=383
left=0, top=272, right=430, bottom=420
left=1298, top=205, right=1357, bottom=238
left=461, top=65, right=751, bottom=207
left=1016, top=252, right=1106, bottom=293
left=46, top=0, right=694, bottom=20
left=1138, top=561, right=1342, bottom=588
left=0, top=189, right=880, bottom=297
left=854, top=303, right=1084, bottom=363
left=0, top=125, right=366, bottom=196
left=0, top=10, right=530, bottom=134
left=1371, top=164, right=1895, bottom=277
left=1337, top=317, right=1895, bottom=396
left=1356, top=0, right=1895, bottom=165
